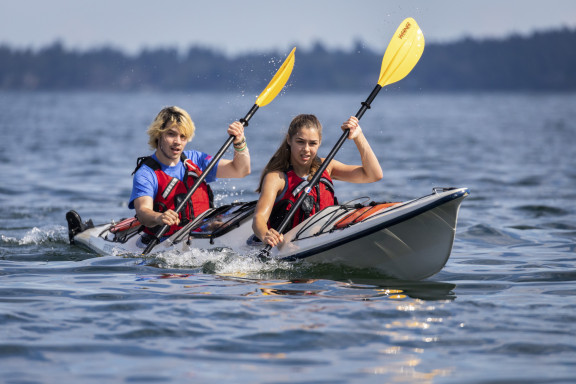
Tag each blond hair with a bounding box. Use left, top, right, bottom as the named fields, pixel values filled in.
left=147, top=106, right=195, bottom=149
left=256, top=114, right=323, bottom=192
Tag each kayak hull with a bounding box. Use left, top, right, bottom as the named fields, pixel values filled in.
left=68, top=187, right=469, bottom=280
left=274, top=195, right=465, bottom=280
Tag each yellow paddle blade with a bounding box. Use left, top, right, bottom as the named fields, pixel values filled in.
left=378, top=18, right=425, bottom=87
left=255, top=47, right=296, bottom=107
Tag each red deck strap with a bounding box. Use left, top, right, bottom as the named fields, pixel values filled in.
left=109, top=217, right=141, bottom=233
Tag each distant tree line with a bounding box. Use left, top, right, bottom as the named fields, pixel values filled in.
left=1, top=28, right=575, bottom=92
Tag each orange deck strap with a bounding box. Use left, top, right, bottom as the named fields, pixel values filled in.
left=109, top=217, right=141, bottom=233
left=334, top=207, right=373, bottom=229
left=355, top=202, right=400, bottom=222
left=333, top=203, right=400, bottom=230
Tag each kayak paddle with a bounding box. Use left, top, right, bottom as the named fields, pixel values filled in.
left=258, top=18, right=424, bottom=259
left=142, top=47, right=296, bottom=255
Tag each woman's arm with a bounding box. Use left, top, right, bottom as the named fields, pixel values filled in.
left=329, top=116, right=383, bottom=183
left=216, top=121, right=251, bottom=178
left=252, top=171, right=285, bottom=247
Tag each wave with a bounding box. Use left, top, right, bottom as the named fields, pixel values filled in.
left=514, top=204, right=570, bottom=218
left=148, top=248, right=295, bottom=277
left=1, top=226, right=68, bottom=246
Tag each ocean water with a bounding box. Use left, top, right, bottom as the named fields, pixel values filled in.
left=1, top=90, right=575, bottom=383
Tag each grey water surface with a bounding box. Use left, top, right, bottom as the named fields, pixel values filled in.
left=1, top=91, right=575, bottom=383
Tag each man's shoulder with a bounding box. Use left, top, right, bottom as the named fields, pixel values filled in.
left=133, top=159, right=157, bottom=180
left=183, top=149, right=208, bottom=162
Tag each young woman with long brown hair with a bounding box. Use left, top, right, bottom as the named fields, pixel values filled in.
left=252, top=114, right=383, bottom=248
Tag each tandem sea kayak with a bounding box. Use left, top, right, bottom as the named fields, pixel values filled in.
left=66, top=187, right=469, bottom=280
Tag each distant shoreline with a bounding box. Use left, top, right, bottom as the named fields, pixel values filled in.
left=1, top=27, right=575, bottom=92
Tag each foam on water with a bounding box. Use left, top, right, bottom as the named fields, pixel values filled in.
left=150, top=247, right=295, bottom=277
left=1, top=225, right=68, bottom=245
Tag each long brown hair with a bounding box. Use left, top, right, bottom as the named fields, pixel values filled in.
left=256, top=114, right=323, bottom=192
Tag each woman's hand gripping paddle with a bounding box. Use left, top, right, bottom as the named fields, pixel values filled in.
left=142, top=47, right=296, bottom=255
left=258, top=18, right=424, bottom=260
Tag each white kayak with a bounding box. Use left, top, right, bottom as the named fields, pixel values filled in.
left=66, top=187, right=469, bottom=280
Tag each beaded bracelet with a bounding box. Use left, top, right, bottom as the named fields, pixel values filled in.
left=234, top=143, right=247, bottom=152
left=233, top=138, right=246, bottom=148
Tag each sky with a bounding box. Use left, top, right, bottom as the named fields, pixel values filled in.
left=1, top=0, right=575, bottom=56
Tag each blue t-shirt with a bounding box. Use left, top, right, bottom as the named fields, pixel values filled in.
left=129, top=150, right=219, bottom=209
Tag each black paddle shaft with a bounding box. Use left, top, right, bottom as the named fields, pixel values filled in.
left=259, top=84, right=383, bottom=258
left=142, top=104, right=259, bottom=255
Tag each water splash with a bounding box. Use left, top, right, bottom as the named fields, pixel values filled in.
left=150, top=247, right=292, bottom=277
left=1, top=226, right=68, bottom=245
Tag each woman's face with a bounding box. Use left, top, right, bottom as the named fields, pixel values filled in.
left=287, top=126, right=321, bottom=171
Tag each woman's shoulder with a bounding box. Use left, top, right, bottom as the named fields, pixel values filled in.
left=265, top=169, right=285, bottom=179
left=263, top=170, right=287, bottom=187
left=320, top=157, right=340, bottom=175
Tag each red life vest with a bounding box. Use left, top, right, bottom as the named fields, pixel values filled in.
left=268, top=168, right=337, bottom=233
left=134, top=154, right=214, bottom=237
